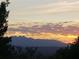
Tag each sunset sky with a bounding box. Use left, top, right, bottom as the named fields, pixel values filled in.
left=1, top=0, right=79, bottom=43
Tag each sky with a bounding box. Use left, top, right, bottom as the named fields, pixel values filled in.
left=1, top=0, right=79, bottom=43
left=7, top=0, right=79, bottom=23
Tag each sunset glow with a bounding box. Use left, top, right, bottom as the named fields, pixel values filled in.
left=6, top=21, right=79, bottom=43
left=1, top=0, right=79, bottom=44
left=6, top=31, right=77, bottom=44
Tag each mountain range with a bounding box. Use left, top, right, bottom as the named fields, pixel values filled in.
left=10, top=36, right=66, bottom=47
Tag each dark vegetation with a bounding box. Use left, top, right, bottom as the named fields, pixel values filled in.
left=49, top=37, right=79, bottom=59
left=0, top=0, right=79, bottom=59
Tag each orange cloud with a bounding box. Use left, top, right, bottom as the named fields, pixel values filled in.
left=25, top=32, right=77, bottom=43
left=6, top=31, right=77, bottom=44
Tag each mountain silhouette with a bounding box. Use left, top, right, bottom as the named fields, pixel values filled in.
left=10, top=36, right=66, bottom=47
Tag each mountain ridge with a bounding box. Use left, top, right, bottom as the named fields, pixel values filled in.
left=10, top=36, right=66, bottom=47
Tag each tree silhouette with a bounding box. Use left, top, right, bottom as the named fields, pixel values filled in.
left=51, top=36, right=79, bottom=59
left=0, top=0, right=12, bottom=59
left=0, top=0, right=9, bottom=36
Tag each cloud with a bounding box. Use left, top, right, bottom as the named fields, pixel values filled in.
left=14, top=0, right=79, bottom=16
left=8, top=21, right=79, bottom=35
left=8, top=0, right=79, bottom=23
left=7, top=21, right=79, bottom=43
